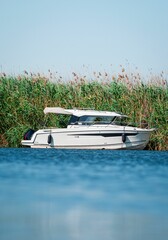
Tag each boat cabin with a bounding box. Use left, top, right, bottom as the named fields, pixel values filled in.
left=44, top=107, right=127, bottom=127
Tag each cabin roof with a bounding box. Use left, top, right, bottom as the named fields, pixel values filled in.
left=44, top=107, right=127, bottom=117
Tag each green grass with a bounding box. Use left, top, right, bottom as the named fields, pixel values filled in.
left=0, top=71, right=167, bottom=150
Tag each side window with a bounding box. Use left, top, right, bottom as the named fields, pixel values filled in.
left=79, top=116, right=93, bottom=124
left=68, top=115, right=79, bottom=125
left=94, top=116, right=115, bottom=124
left=94, top=117, right=102, bottom=123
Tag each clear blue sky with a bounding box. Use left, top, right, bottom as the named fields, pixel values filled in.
left=0, top=0, right=168, bottom=77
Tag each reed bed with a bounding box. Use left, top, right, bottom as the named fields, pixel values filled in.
left=0, top=70, right=167, bottom=150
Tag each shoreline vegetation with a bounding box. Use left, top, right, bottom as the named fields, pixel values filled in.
left=0, top=69, right=167, bottom=150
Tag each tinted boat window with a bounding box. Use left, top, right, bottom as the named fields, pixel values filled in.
left=112, top=117, right=127, bottom=126
left=68, top=115, right=79, bottom=125
left=79, top=116, right=115, bottom=125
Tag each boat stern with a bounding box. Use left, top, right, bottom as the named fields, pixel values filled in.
left=21, top=129, right=36, bottom=147
left=21, top=139, right=34, bottom=147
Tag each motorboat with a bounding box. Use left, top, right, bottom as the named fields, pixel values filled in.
left=21, top=107, right=154, bottom=150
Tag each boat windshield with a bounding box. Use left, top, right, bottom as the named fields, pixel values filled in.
left=111, top=116, right=128, bottom=126
left=68, top=115, right=116, bottom=125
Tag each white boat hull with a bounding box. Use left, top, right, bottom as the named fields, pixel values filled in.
left=21, top=126, right=153, bottom=150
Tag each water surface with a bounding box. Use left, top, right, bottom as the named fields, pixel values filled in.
left=0, top=149, right=168, bottom=240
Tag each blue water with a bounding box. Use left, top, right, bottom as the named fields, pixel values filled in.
left=0, top=149, right=168, bottom=240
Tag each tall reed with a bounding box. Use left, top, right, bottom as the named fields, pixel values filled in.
left=0, top=70, right=167, bottom=149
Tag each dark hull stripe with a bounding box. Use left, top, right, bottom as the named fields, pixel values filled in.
left=69, top=133, right=138, bottom=137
